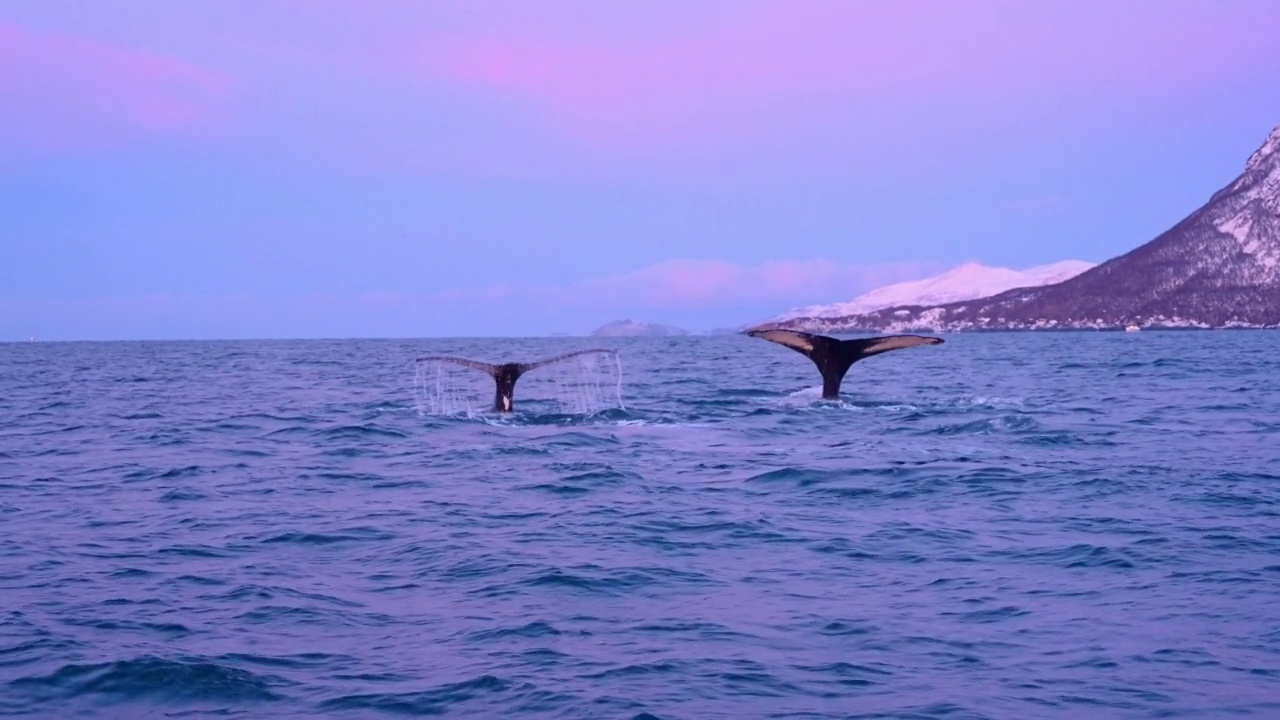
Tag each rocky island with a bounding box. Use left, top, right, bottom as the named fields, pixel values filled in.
left=590, top=319, right=690, bottom=337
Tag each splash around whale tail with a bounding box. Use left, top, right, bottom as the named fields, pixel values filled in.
left=745, top=328, right=943, bottom=399
left=415, top=348, right=619, bottom=413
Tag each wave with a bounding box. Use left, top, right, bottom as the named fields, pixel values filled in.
left=320, top=674, right=507, bottom=714
left=8, top=656, right=285, bottom=703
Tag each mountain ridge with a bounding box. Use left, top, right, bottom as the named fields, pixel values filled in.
left=768, top=124, right=1280, bottom=333
left=771, top=260, right=1095, bottom=322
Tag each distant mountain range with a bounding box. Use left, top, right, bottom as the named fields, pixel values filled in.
left=590, top=319, right=690, bottom=337
left=772, top=260, right=1095, bottom=321
left=766, top=123, right=1280, bottom=333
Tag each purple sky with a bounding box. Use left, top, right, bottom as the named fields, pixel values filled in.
left=3, top=1, right=1279, bottom=339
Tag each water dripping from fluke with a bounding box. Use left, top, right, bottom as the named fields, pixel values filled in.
left=413, top=348, right=625, bottom=418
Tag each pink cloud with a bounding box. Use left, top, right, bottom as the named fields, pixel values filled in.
left=351, top=257, right=941, bottom=315
left=0, top=21, right=234, bottom=154
left=324, top=258, right=918, bottom=313
left=407, top=1, right=1280, bottom=152
left=2, top=257, right=944, bottom=339
left=527, top=257, right=944, bottom=312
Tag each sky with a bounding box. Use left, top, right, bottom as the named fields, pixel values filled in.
left=2, top=0, right=1279, bottom=340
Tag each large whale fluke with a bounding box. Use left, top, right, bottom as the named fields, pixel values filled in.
left=746, top=328, right=943, bottom=399
left=415, top=348, right=618, bottom=412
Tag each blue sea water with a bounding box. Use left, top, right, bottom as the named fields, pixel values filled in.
left=2, top=332, right=1279, bottom=719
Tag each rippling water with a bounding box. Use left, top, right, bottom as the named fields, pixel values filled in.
left=3, top=332, right=1279, bottom=719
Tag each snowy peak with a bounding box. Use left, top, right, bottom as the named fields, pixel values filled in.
left=1244, top=123, right=1280, bottom=174
left=1220, top=123, right=1280, bottom=203
left=774, top=260, right=1094, bottom=320
left=1206, top=124, right=1280, bottom=278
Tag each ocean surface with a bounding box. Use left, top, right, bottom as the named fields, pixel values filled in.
left=2, top=332, right=1279, bottom=719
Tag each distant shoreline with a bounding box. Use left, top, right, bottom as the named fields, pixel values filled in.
left=4, top=325, right=1279, bottom=345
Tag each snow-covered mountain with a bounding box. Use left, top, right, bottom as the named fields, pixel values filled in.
left=773, top=123, right=1280, bottom=333
left=773, top=260, right=1095, bottom=320
left=590, top=319, right=689, bottom=337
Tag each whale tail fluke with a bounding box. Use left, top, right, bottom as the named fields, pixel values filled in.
left=415, top=348, right=618, bottom=412
left=415, top=355, right=500, bottom=377
left=745, top=328, right=943, bottom=399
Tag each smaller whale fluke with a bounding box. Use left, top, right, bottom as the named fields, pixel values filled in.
left=746, top=328, right=943, bottom=399
left=415, top=348, right=618, bottom=412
